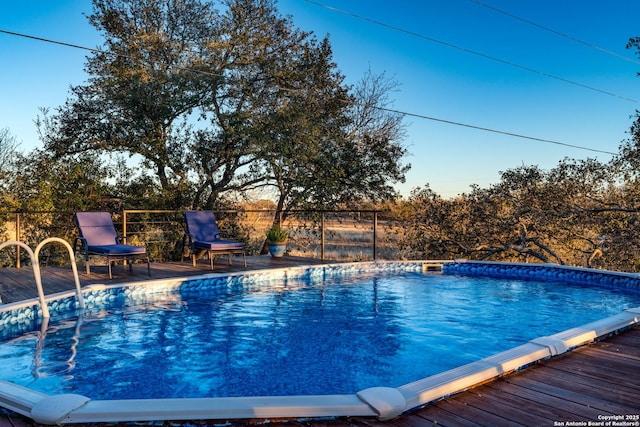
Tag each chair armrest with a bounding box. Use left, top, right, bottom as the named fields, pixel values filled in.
left=184, top=233, right=195, bottom=249
left=74, top=237, right=89, bottom=260
left=74, top=237, right=87, bottom=250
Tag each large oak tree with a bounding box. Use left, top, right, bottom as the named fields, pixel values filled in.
left=38, top=0, right=409, bottom=212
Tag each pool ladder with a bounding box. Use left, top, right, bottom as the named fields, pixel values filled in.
left=0, top=238, right=84, bottom=318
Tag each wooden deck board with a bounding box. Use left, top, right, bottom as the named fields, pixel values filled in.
left=0, top=258, right=639, bottom=426
left=406, top=405, right=478, bottom=426
left=433, top=395, right=530, bottom=426
left=543, top=362, right=640, bottom=393
left=482, top=378, right=608, bottom=420
left=456, top=388, right=557, bottom=426
left=474, top=382, right=586, bottom=422
left=511, top=363, right=640, bottom=410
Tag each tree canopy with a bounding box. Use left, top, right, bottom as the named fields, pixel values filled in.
left=37, top=0, right=409, bottom=211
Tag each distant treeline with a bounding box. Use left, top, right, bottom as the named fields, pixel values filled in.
left=395, top=155, right=640, bottom=272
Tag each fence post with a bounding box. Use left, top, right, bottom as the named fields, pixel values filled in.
left=122, top=210, right=128, bottom=238
left=15, top=213, right=21, bottom=269
left=321, top=212, right=325, bottom=261
left=373, top=211, right=378, bottom=261
left=122, top=210, right=128, bottom=266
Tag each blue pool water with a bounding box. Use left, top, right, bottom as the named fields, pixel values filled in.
left=2, top=271, right=640, bottom=399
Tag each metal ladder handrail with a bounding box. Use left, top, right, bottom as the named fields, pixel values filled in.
left=0, top=240, right=49, bottom=318
left=0, top=238, right=84, bottom=319
left=35, top=237, right=85, bottom=312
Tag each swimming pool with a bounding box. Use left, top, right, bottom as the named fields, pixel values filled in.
left=1, top=260, right=640, bottom=424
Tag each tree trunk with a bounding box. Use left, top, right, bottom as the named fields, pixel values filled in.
left=260, top=192, right=287, bottom=254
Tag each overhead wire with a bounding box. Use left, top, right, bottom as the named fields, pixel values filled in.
left=0, top=29, right=223, bottom=79
left=470, top=0, right=640, bottom=66
left=376, top=106, right=617, bottom=155
left=0, top=28, right=618, bottom=156
left=302, top=0, right=638, bottom=104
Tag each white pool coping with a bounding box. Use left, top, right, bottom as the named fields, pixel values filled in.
left=1, top=260, right=639, bottom=424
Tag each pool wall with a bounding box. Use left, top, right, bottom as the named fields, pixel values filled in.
left=443, top=259, right=640, bottom=290
left=1, top=260, right=639, bottom=424
left=0, top=261, right=425, bottom=340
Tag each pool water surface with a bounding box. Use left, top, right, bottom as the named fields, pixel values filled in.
left=2, top=270, right=640, bottom=400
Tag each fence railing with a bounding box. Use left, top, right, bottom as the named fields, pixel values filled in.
left=0, top=209, right=400, bottom=268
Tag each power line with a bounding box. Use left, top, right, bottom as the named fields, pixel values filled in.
left=0, top=29, right=223, bottom=79
left=0, top=28, right=617, bottom=156
left=302, top=0, right=639, bottom=104
left=0, top=29, right=99, bottom=54
left=376, top=106, right=617, bottom=156
left=470, top=0, right=640, bottom=66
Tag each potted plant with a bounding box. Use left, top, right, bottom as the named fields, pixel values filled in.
left=266, top=225, right=289, bottom=258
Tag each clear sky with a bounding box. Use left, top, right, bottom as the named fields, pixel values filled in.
left=1, top=0, right=639, bottom=198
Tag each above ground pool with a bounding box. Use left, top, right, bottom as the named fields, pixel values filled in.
left=1, top=260, right=640, bottom=424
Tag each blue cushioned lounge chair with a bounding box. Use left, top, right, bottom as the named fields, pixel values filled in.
left=184, top=210, right=246, bottom=270
left=74, top=211, right=150, bottom=279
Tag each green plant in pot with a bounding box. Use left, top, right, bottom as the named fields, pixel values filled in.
left=266, top=225, right=289, bottom=257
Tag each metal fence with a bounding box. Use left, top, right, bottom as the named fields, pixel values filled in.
left=0, top=209, right=402, bottom=268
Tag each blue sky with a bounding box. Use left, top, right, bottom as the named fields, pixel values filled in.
left=1, top=1, right=639, bottom=198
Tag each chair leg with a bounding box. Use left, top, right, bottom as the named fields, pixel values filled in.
left=108, top=261, right=113, bottom=280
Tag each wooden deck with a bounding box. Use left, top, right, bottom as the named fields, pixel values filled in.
left=1, top=257, right=639, bottom=426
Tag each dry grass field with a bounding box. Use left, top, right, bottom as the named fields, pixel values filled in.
left=239, top=211, right=403, bottom=261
